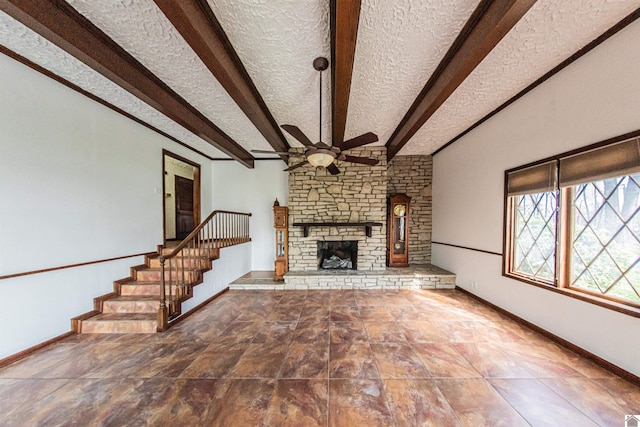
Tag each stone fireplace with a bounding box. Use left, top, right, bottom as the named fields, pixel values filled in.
left=318, top=241, right=358, bottom=270
left=287, top=147, right=387, bottom=271
left=281, top=148, right=451, bottom=290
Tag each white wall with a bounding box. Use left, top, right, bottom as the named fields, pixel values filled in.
left=212, top=160, right=288, bottom=270
left=0, top=53, right=213, bottom=358
left=432, top=20, right=640, bottom=375
left=182, top=242, right=251, bottom=314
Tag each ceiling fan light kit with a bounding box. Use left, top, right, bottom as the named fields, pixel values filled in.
left=251, top=57, right=379, bottom=175
left=307, top=149, right=336, bottom=167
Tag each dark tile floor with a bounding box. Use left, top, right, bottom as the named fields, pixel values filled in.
left=1, top=289, right=638, bottom=426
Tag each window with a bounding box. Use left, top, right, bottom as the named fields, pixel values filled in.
left=504, top=135, right=640, bottom=312
left=570, top=174, right=640, bottom=304
left=511, top=190, right=557, bottom=282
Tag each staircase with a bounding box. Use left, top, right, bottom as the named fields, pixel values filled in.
left=72, top=210, right=251, bottom=334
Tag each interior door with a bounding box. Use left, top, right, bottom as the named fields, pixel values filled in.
left=175, top=175, right=195, bottom=240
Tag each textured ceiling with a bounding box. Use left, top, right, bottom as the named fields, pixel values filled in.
left=0, top=10, right=226, bottom=158
left=346, top=0, right=481, bottom=144
left=0, top=0, right=637, bottom=162
left=208, top=0, right=331, bottom=148
left=401, top=0, right=640, bottom=154
left=67, top=0, right=272, bottom=154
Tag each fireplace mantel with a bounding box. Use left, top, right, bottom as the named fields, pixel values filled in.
left=292, top=222, right=383, bottom=238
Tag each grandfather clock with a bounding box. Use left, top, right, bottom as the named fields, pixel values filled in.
left=273, top=200, right=288, bottom=281
left=387, top=193, right=411, bottom=267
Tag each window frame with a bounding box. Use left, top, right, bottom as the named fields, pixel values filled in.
left=505, top=190, right=559, bottom=286
left=503, top=131, right=640, bottom=318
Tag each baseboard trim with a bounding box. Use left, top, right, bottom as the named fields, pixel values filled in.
left=0, top=331, right=76, bottom=369
left=456, top=286, right=640, bottom=386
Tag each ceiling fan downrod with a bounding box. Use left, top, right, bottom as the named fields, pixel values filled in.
left=313, top=56, right=329, bottom=144
left=253, top=55, right=379, bottom=175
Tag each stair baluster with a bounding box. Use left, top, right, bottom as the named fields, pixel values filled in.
left=157, top=210, right=252, bottom=331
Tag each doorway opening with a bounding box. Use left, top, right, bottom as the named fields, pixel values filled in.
left=163, top=150, right=201, bottom=244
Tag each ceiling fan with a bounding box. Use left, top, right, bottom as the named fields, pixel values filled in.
left=252, top=57, right=380, bottom=175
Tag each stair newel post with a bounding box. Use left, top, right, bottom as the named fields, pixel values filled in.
left=170, top=257, right=176, bottom=313
left=158, top=255, right=168, bottom=331
left=166, top=257, right=172, bottom=314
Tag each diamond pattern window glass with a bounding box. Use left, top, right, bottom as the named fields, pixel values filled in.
left=504, top=135, right=640, bottom=313
left=571, top=174, right=640, bottom=305
left=512, top=191, right=557, bottom=283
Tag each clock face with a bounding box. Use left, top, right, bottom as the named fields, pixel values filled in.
left=393, top=204, right=406, bottom=216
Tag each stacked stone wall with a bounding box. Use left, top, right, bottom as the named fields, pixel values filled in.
left=387, top=155, right=433, bottom=264
left=287, top=147, right=387, bottom=271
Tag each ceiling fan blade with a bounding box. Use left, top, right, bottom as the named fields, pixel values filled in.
left=284, top=160, right=308, bottom=172
left=281, top=125, right=314, bottom=147
left=326, top=163, right=340, bottom=175
left=338, top=132, right=379, bottom=151
left=251, top=149, right=291, bottom=155
left=315, top=141, right=331, bottom=149
left=339, top=155, right=380, bottom=166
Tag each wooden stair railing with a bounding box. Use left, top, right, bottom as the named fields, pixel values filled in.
left=157, top=210, right=251, bottom=330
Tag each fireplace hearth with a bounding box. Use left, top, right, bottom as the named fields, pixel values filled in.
left=317, top=241, right=357, bottom=270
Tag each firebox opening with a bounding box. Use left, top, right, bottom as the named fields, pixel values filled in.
left=317, top=241, right=357, bottom=270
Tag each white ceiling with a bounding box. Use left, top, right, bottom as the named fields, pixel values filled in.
left=0, top=0, right=638, bottom=161
left=405, top=0, right=639, bottom=154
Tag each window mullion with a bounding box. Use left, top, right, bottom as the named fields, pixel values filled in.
left=557, top=187, right=573, bottom=288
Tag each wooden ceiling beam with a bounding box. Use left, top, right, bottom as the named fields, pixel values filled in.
left=330, top=0, right=362, bottom=146
left=0, top=0, right=254, bottom=167
left=154, top=0, right=289, bottom=163
left=385, top=0, right=537, bottom=160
